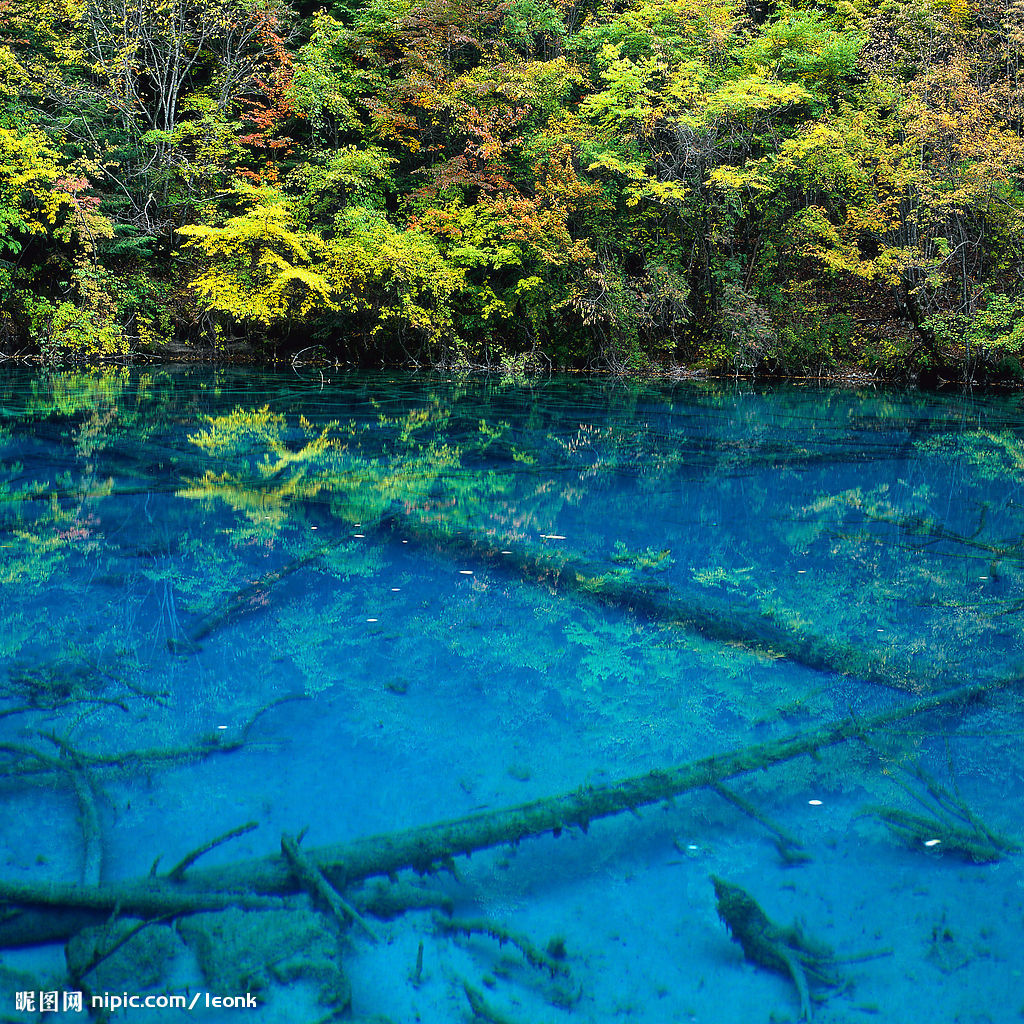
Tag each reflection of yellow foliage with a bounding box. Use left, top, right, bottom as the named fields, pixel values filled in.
left=610, top=541, right=673, bottom=571
left=181, top=405, right=353, bottom=540
left=0, top=369, right=133, bottom=606
left=30, top=367, right=138, bottom=413
left=188, top=406, right=345, bottom=465
left=178, top=471, right=313, bottom=537
left=180, top=402, right=512, bottom=544
left=692, top=565, right=752, bottom=588
left=916, top=431, right=1024, bottom=481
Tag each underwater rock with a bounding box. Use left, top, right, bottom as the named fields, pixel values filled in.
left=66, top=920, right=187, bottom=991
left=177, top=906, right=351, bottom=1013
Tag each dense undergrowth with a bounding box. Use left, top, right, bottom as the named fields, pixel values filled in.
left=2, top=0, right=1024, bottom=379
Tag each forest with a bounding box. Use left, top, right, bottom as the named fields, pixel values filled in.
left=2, top=0, right=1024, bottom=378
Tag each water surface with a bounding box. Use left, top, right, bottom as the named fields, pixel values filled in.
left=1, top=368, right=1022, bottom=1022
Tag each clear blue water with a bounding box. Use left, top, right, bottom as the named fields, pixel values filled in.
left=1, top=367, right=1022, bottom=1022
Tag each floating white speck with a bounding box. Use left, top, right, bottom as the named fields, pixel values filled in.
left=459, top=570, right=473, bottom=575
left=391, top=587, right=400, bottom=592
left=923, top=839, right=941, bottom=847
left=366, top=617, right=378, bottom=622
left=310, top=526, right=317, bottom=530
left=217, top=725, right=228, bottom=730
left=877, top=628, right=884, bottom=632
left=402, top=540, right=408, bottom=544
left=797, top=569, right=807, bottom=573
left=979, top=576, right=988, bottom=580
left=354, top=534, right=365, bottom=538
left=687, top=844, right=698, bottom=851
left=808, top=799, right=823, bottom=806
left=540, top=534, right=566, bottom=540
left=501, top=550, right=512, bottom=554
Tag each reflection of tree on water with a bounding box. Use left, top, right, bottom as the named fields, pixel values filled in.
left=0, top=370, right=1022, bottom=1022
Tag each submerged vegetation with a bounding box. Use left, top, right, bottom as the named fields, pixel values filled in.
left=3, top=0, right=1024, bottom=377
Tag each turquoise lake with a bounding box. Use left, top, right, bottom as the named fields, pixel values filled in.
left=0, top=367, right=1022, bottom=1022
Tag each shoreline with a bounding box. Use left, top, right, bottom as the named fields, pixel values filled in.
left=0, top=352, right=1019, bottom=390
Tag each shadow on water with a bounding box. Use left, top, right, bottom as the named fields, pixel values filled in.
left=1, top=366, right=1023, bottom=1022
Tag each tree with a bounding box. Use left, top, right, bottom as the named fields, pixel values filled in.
left=178, top=182, right=334, bottom=328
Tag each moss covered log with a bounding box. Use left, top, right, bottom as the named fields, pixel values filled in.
left=177, top=504, right=950, bottom=692
left=381, top=512, right=946, bottom=693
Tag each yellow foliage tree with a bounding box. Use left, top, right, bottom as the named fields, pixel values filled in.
left=0, top=128, right=77, bottom=249
left=178, top=183, right=336, bottom=327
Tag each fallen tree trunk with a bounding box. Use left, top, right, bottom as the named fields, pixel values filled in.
left=176, top=505, right=939, bottom=693
left=0, top=674, right=1012, bottom=949
left=167, top=542, right=338, bottom=653
left=381, top=513, right=939, bottom=692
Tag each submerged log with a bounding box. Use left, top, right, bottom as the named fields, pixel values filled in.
left=381, top=512, right=939, bottom=692
left=176, top=503, right=946, bottom=693
left=1, top=699, right=304, bottom=783
left=713, top=876, right=890, bottom=1019
left=0, top=675, right=1013, bottom=949
left=713, top=876, right=838, bottom=1020
left=168, top=542, right=340, bottom=653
